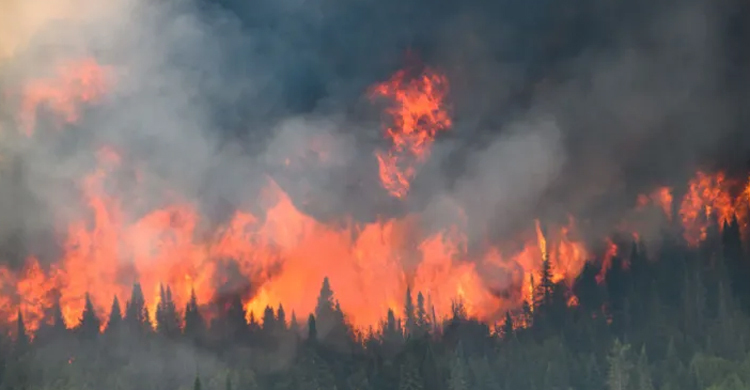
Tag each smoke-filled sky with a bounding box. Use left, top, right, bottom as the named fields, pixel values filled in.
left=0, top=0, right=749, bottom=259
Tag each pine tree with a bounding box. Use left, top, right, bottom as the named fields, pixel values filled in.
left=398, top=354, right=424, bottom=390
left=156, top=285, right=180, bottom=338
left=635, top=346, right=654, bottom=390
left=51, top=297, right=66, bottom=333
left=535, top=257, right=555, bottom=312
left=449, top=342, right=469, bottom=390
left=315, top=277, right=336, bottom=333
left=15, top=310, right=28, bottom=352
left=262, top=305, right=276, bottom=333
left=574, top=262, right=603, bottom=314
left=248, top=310, right=261, bottom=334
left=184, top=288, right=205, bottom=342
left=290, top=311, right=301, bottom=335
left=584, top=352, right=605, bottom=390
left=193, top=375, right=202, bottom=390
left=307, top=314, right=317, bottom=341
left=502, top=312, right=514, bottom=338
left=125, top=282, right=149, bottom=333
left=78, top=292, right=100, bottom=338
left=606, top=339, right=633, bottom=390
left=404, top=287, right=416, bottom=336
left=223, top=293, right=248, bottom=341
left=469, top=356, right=499, bottom=390
left=415, top=292, right=429, bottom=336
left=106, top=295, right=122, bottom=334
left=277, top=304, right=287, bottom=330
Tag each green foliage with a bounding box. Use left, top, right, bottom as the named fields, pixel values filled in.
left=398, top=355, right=424, bottom=390
left=7, top=234, right=750, bottom=390
left=607, top=339, right=633, bottom=390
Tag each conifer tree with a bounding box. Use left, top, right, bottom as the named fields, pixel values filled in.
left=574, top=262, right=603, bottom=314
left=51, top=297, right=66, bottom=333
left=635, top=346, right=654, bottom=390
left=106, top=295, right=122, bottom=334
left=184, top=288, right=205, bottom=342
left=78, top=292, right=100, bottom=338
left=449, top=342, right=469, bottom=390
left=398, top=355, right=424, bottom=390
left=277, top=304, right=287, bottom=330
left=222, top=293, right=247, bottom=341
left=315, top=277, right=336, bottom=332
left=415, top=292, right=429, bottom=335
left=404, top=287, right=416, bottom=336
left=125, top=282, right=149, bottom=333
left=502, top=312, right=514, bottom=338
left=290, top=311, right=301, bottom=335
left=248, top=310, right=261, bottom=334
left=193, top=375, right=202, bottom=390
left=15, top=310, right=28, bottom=352
left=606, top=339, right=633, bottom=390
left=262, top=305, right=276, bottom=333
left=535, top=257, right=555, bottom=313
left=469, top=356, right=499, bottom=390
left=307, top=314, right=317, bottom=341
left=156, top=285, right=180, bottom=338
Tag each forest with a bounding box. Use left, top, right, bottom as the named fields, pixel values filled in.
left=2, top=0, right=750, bottom=389
left=0, top=217, right=747, bottom=390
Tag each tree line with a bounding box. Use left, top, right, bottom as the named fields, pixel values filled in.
left=1, top=218, right=750, bottom=390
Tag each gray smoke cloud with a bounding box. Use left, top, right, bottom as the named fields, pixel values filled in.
left=0, top=0, right=746, bottom=383
left=1, top=0, right=745, bottom=252
left=0, top=0, right=743, bottom=302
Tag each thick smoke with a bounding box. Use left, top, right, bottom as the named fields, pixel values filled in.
left=0, top=0, right=748, bottom=380
left=2, top=0, right=747, bottom=248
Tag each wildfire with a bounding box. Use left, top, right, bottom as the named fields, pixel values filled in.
left=0, top=144, right=594, bottom=334
left=596, top=238, right=618, bottom=285
left=19, top=58, right=112, bottom=137
left=3, top=55, right=750, bottom=338
left=637, top=187, right=673, bottom=221
left=369, top=67, right=451, bottom=198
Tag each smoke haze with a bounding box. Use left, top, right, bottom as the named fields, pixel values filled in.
left=1, top=0, right=749, bottom=384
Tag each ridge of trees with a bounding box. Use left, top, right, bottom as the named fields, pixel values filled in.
left=3, top=218, right=750, bottom=389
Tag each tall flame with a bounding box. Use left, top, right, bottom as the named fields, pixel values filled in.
left=370, top=67, right=451, bottom=198
left=5, top=56, right=750, bottom=338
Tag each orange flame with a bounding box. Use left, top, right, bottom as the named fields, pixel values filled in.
left=680, top=172, right=737, bottom=246
left=19, top=58, right=112, bottom=136
left=596, top=238, right=618, bottom=285
left=370, top=67, right=451, bottom=198
left=637, top=187, right=673, bottom=221
left=10, top=57, right=750, bottom=338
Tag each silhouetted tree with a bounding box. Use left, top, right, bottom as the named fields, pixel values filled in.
left=156, top=285, right=180, bottom=338
left=307, top=314, right=317, bottom=342
left=77, top=292, right=100, bottom=339
left=448, top=342, right=469, bottom=390
left=184, top=288, right=205, bottom=342
left=105, top=295, right=122, bottom=334
left=502, top=312, right=514, bottom=339
left=415, top=292, right=430, bottom=336
left=404, top=287, right=416, bottom=336
left=398, top=354, right=424, bottom=390
left=315, top=277, right=336, bottom=334
left=125, top=282, right=150, bottom=333
left=290, top=311, right=301, bottom=336
left=262, top=305, right=276, bottom=334
left=277, top=304, right=287, bottom=330
left=606, top=339, right=633, bottom=390
left=14, top=310, right=28, bottom=353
